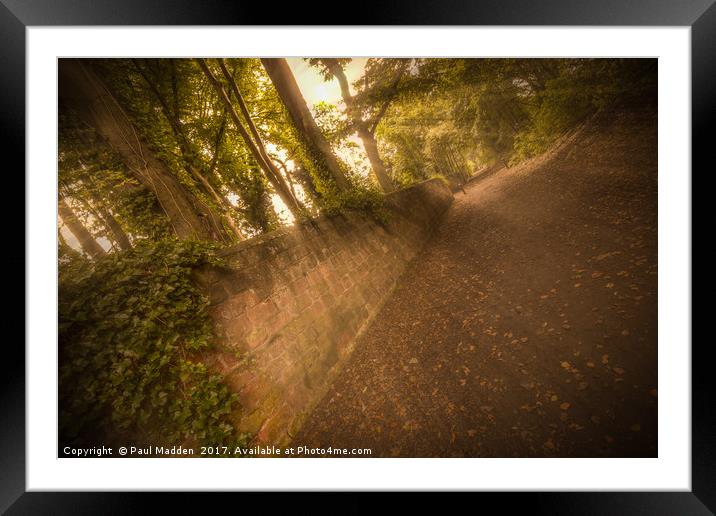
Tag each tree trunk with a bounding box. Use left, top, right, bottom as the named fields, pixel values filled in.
left=58, top=230, right=83, bottom=259
left=319, top=59, right=395, bottom=193
left=217, top=61, right=302, bottom=210
left=58, top=59, right=220, bottom=241
left=58, top=197, right=106, bottom=258
left=98, top=205, right=132, bottom=251
left=75, top=186, right=133, bottom=251
left=197, top=59, right=302, bottom=219
left=132, top=60, right=240, bottom=241
left=260, top=58, right=350, bottom=192
left=292, top=164, right=320, bottom=203
left=216, top=60, right=304, bottom=215
left=357, top=127, right=394, bottom=193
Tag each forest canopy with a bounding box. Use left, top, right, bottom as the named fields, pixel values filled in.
left=57, top=58, right=656, bottom=449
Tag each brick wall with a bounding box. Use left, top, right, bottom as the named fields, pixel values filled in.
left=195, top=178, right=453, bottom=445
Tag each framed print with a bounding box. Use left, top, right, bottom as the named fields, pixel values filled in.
left=2, top=0, right=711, bottom=511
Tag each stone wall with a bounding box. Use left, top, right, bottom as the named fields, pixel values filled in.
left=194, top=178, right=453, bottom=445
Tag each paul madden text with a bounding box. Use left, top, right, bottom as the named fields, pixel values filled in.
left=61, top=445, right=373, bottom=457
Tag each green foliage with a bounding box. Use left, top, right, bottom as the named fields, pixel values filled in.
left=306, top=58, right=351, bottom=82
left=59, top=109, right=172, bottom=244
left=312, top=101, right=352, bottom=142
left=450, top=58, right=657, bottom=164
left=286, top=98, right=386, bottom=219
left=375, top=88, right=476, bottom=187
left=94, top=58, right=280, bottom=238
left=59, top=239, right=248, bottom=450
left=311, top=102, right=372, bottom=181
left=349, top=58, right=655, bottom=190
left=321, top=184, right=390, bottom=224
left=430, top=174, right=452, bottom=190
left=274, top=100, right=342, bottom=206
left=511, top=60, right=653, bottom=162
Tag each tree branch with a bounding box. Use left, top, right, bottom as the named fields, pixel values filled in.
left=367, top=63, right=407, bottom=135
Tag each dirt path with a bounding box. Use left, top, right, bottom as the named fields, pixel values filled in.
left=292, top=106, right=658, bottom=457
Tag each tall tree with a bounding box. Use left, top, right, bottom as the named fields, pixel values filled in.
left=260, top=58, right=351, bottom=192
left=63, top=180, right=134, bottom=252
left=95, top=202, right=132, bottom=251
left=132, top=59, right=244, bottom=240
left=58, top=59, right=223, bottom=241
left=310, top=58, right=408, bottom=193
left=71, top=173, right=134, bottom=251
left=197, top=59, right=303, bottom=219
left=58, top=196, right=106, bottom=258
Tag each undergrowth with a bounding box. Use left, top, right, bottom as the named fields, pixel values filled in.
left=59, top=238, right=249, bottom=452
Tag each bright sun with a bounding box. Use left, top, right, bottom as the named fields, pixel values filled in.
left=312, top=82, right=332, bottom=104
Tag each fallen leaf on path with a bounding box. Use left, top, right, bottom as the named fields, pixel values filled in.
left=520, top=382, right=535, bottom=390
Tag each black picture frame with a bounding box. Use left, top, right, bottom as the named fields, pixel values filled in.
left=2, top=0, right=710, bottom=511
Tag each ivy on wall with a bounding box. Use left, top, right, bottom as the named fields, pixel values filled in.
left=59, top=238, right=249, bottom=451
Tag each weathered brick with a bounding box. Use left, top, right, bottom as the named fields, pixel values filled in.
left=225, top=369, right=257, bottom=392
left=264, top=309, right=292, bottom=335
left=195, top=178, right=453, bottom=446
left=306, top=269, right=328, bottom=294
left=327, top=276, right=344, bottom=298
left=236, top=377, right=271, bottom=411
left=263, top=335, right=289, bottom=363
left=294, top=289, right=313, bottom=312
left=289, top=275, right=309, bottom=293
left=245, top=326, right=268, bottom=350
left=303, top=254, right=318, bottom=270
left=247, top=299, right=278, bottom=324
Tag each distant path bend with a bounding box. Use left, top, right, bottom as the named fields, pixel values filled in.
left=293, top=107, right=658, bottom=457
